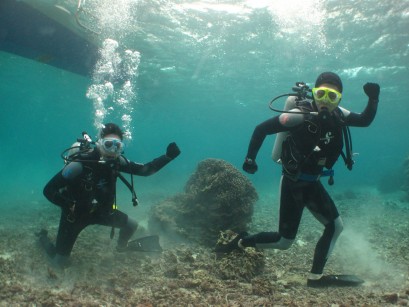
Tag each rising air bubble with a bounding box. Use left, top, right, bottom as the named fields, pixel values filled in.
left=86, top=38, right=141, bottom=140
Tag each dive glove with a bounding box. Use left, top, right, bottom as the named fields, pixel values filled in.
left=166, top=142, right=181, bottom=159
left=242, top=158, right=258, bottom=174
left=363, top=83, right=380, bottom=100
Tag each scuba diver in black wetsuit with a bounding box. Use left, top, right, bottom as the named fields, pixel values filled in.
left=217, top=72, right=380, bottom=287
left=39, top=123, right=181, bottom=267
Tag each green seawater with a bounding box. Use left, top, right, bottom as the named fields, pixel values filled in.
left=1, top=0, right=408, bottom=212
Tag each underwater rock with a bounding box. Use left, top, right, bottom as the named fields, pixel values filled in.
left=149, top=158, right=258, bottom=246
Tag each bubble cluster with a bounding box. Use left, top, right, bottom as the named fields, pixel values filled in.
left=86, top=39, right=141, bottom=139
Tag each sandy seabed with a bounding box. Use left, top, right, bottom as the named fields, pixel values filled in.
left=1, top=188, right=409, bottom=306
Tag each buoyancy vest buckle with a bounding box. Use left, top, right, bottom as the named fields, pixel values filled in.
left=297, top=169, right=334, bottom=182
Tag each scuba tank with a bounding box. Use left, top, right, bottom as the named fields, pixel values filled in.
left=272, top=96, right=296, bottom=163
left=62, top=131, right=95, bottom=164
left=270, top=82, right=314, bottom=164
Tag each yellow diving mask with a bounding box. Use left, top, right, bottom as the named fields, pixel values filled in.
left=312, top=87, right=342, bottom=112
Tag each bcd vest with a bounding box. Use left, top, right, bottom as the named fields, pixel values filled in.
left=281, top=106, right=344, bottom=176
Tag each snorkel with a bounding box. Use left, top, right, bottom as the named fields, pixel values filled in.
left=269, top=82, right=318, bottom=115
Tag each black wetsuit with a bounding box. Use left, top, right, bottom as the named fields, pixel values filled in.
left=242, top=98, right=378, bottom=275
left=43, top=149, right=172, bottom=257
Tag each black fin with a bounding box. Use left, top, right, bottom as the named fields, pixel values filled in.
left=307, top=274, right=364, bottom=288
left=126, top=235, right=163, bottom=252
